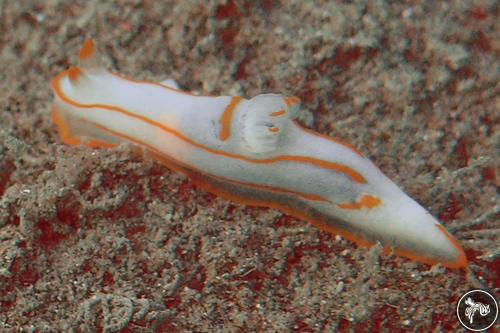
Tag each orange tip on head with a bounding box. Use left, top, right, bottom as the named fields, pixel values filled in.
left=338, top=195, right=382, bottom=210
left=79, top=39, right=96, bottom=61
left=270, top=109, right=287, bottom=117
left=67, top=66, right=83, bottom=81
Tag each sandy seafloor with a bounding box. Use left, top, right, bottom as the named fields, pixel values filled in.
left=0, top=1, right=498, bottom=332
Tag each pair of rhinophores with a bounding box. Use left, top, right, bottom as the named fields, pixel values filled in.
left=51, top=40, right=467, bottom=269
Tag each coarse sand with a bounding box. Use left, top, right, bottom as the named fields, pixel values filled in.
left=0, top=1, right=498, bottom=332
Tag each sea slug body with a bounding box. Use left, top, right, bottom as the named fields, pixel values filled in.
left=51, top=40, right=467, bottom=269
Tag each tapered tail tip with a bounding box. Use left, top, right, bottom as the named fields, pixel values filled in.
left=435, top=224, right=468, bottom=268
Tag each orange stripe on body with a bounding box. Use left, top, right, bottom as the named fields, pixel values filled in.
left=88, top=122, right=468, bottom=269
left=79, top=39, right=96, bottom=61
left=219, top=96, right=243, bottom=141
left=338, top=195, right=382, bottom=210
left=51, top=106, right=81, bottom=146
left=51, top=70, right=367, bottom=184
left=84, top=119, right=330, bottom=203
left=270, top=109, right=286, bottom=117
left=143, top=144, right=378, bottom=252
left=52, top=87, right=467, bottom=269
left=86, top=138, right=118, bottom=149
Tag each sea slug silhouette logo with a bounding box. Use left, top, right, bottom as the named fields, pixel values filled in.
left=457, top=289, right=498, bottom=331
left=464, top=297, right=490, bottom=324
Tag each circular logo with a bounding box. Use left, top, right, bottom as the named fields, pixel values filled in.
left=456, top=289, right=498, bottom=331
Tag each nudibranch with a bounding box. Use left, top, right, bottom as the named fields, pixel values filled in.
left=51, top=40, right=467, bottom=269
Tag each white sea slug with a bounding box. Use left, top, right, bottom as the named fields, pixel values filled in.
left=51, top=40, right=467, bottom=268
